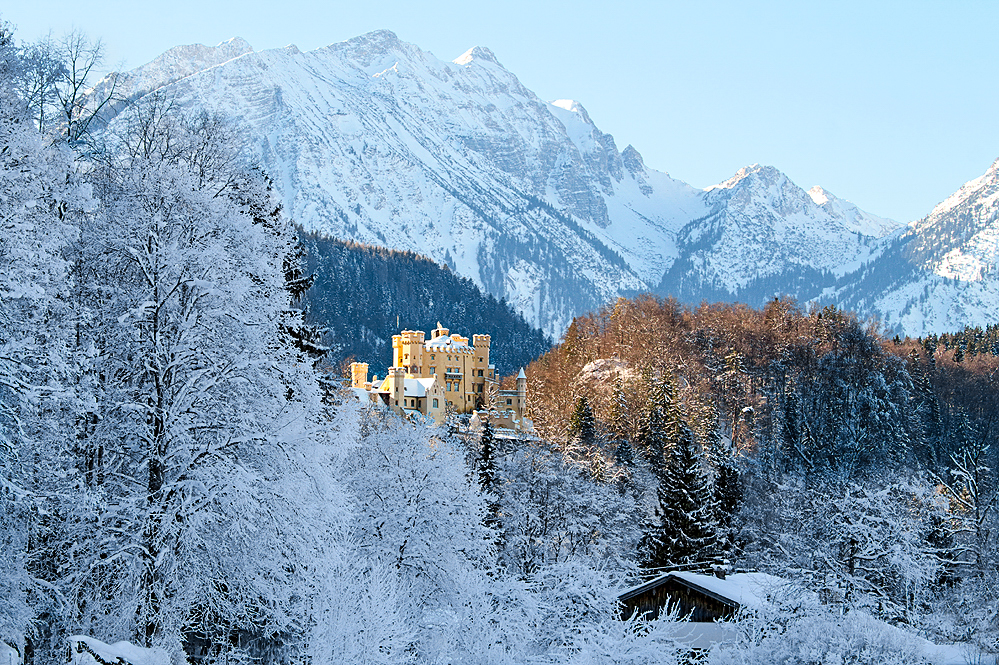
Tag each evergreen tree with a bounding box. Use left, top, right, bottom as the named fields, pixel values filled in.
left=476, top=419, right=504, bottom=540
left=567, top=395, right=598, bottom=447
left=697, top=402, right=741, bottom=542
left=608, top=377, right=635, bottom=470
left=638, top=377, right=720, bottom=569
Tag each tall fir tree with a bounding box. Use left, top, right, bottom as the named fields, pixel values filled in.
left=609, top=377, right=635, bottom=470
left=478, top=419, right=501, bottom=534
left=638, top=377, right=720, bottom=570
left=567, top=395, right=598, bottom=447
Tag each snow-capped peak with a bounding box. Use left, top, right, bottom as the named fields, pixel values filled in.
left=345, top=29, right=402, bottom=51
left=808, top=186, right=899, bottom=237
left=90, top=37, right=254, bottom=100
left=99, top=31, right=979, bottom=339
left=706, top=163, right=784, bottom=192
left=919, top=156, right=999, bottom=224
left=807, top=185, right=831, bottom=206
left=453, top=46, right=500, bottom=66
left=550, top=99, right=594, bottom=125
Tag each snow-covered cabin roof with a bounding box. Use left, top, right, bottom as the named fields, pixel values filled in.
left=618, top=571, right=798, bottom=611
left=70, top=636, right=171, bottom=665
left=670, top=571, right=796, bottom=610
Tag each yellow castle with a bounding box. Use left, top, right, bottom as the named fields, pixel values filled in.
left=349, top=322, right=528, bottom=429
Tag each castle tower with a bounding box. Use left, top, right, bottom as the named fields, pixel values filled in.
left=392, top=334, right=403, bottom=367
left=388, top=366, right=406, bottom=412
left=350, top=362, right=369, bottom=389
left=395, top=330, right=426, bottom=373
left=431, top=322, right=450, bottom=340
left=472, top=334, right=491, bottom=368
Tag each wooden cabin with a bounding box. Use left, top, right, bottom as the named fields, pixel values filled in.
left=619, top=572, right=738, bottom=621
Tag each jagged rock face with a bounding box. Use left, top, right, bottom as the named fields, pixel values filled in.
left=907, top=159, right=999, bottom=281
left=841, top=159, right=999, bottom=335
left=105, top=31, right=999, bottom=338
left=660, top=164, right=896, bottom=298
left=99, top=31, right=711, bottom=338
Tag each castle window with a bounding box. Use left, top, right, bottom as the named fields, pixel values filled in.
left=478, top=369, right=483, bottom=377
left=433, top=398, right=439, bottom=408
left=507, top=398, right=512, bottom=405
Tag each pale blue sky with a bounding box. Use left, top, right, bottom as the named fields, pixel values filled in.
left=4, top=0, right=996, bottom=223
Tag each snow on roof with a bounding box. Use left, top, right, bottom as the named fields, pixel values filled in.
left=425, top=335, right=473, bottom=353
left=404, top=377, right=428, bottom=397
left=670, top=571, right=799, bottom=610
left=619, top=571, right=802, bottom=610
left=517, top=367, right=527, bottom=379
left=2, top=642, right=19, bottom=665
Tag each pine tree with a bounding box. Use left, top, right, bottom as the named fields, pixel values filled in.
left=478, top=420, right=498, bottom=494
left=567, top=395, right=598, bottom=447
left=696, top=402, right=741, bottom=538
left=638, top=377, right=720, bottom=570
left=478, top=420, right=501, bottom=535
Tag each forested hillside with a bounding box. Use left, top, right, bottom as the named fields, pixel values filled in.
left=521, top=295, right=999, bottom=656
left=300, top=234, right=552, bottom=376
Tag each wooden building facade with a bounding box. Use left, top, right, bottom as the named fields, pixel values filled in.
left=618, top=573, right=741, bottom=622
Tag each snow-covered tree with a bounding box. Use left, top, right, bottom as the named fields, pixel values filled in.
left=568, top=396, right=598, bottom=447
left=342, top=406, right=494, bottom=660
left=48, top=100, right=339, bottom=659
left=496, top=444, right=640, bottom=578
left=0, top=20, right=88, bottom=656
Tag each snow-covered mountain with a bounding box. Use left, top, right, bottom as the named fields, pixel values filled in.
left=106, top=32, right=999, bottom=338
left=657, top=164, right=897, bottom=302
left=833, top=159, right=999, bottom=335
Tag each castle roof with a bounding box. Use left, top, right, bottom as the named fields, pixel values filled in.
left=425, top=335, right=473, bottom=353
left=374, top=375, right=439, bottom=397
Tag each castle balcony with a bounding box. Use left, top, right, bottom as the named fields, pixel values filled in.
left=445, top=369, right=463, bottom=379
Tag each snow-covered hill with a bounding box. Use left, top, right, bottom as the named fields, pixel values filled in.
left=91, top=33, right=999, bottom=337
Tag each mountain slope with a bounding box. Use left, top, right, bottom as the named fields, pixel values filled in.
left=657, top=164, right=895, bottom=304
left=832, top=159, right=999, bottom=334
left=96, top=33, right=924, bottom=336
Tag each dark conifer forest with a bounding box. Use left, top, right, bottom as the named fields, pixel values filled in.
left=300, top=233, right=552, bottom=377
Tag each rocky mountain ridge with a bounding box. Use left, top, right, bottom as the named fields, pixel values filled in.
left=93, top=32, right=997, bottom=337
